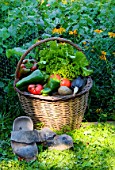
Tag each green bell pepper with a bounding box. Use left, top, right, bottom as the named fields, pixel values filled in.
left=41, top=78, right=60, bottom=95
left=16, top=69, right=45, bottom=90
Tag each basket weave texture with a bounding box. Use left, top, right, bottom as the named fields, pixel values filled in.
left=14, top=37, right=93, bottom=130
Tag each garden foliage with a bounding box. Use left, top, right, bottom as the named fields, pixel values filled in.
left=0, top=0, right=114, bottom=122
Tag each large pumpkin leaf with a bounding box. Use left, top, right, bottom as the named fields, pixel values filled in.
left=82, top=67, right=93, bottom=76
left=75, top=51, right=89, bottom=67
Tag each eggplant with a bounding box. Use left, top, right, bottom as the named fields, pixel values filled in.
left=71, top=76, right=87, bottom=95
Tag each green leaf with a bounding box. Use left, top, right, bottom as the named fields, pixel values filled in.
left=25, top=62, right=33, bottom=69
left=82, top=161, right=92, bottom=167
left=72, top=24, right=79, bottom=30
left=71, top=14, right=79, bottom=21
left=82, top=67, right=93, bottom=76
left=0, top=82, right=4, bottom=88
left=39, top=61, right=47, bottom=65
left=75, top=51, right=89, bottom=67
left=0, top=47, right=3, bottom=54
left=6, top=48, right=26, bottom=58
left=42, top=33, right=51, bottom=39
left=4, top=86, right=8, bottom=93
left=0, top=28, right=10, bottom=40
left=1, top=5, right=9, bottom=11
left=8, top=25, right=17, bottom=37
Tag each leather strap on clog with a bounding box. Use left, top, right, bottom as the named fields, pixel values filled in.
left=11, top=130, right=41, bottom=144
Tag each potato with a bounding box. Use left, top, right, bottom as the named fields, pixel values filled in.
left=58, top=86, right=72, bottom=95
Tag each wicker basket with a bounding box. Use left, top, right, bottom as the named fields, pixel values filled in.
left=14, top=37, right=93, bottom=130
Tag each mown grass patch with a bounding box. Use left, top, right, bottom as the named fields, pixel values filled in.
left=0, top=123, right=115, bottom=170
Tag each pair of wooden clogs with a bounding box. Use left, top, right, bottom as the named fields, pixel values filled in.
left=11, top=116, right=73, bottom=161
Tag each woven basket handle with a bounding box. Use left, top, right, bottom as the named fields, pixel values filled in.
left=15, top=37, right=83, bottom=79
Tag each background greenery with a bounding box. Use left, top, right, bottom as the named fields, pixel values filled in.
left=0, top=0, right=115, bottom=169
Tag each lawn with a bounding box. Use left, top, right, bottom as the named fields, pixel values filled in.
left=0, top=123, right=115, bottom=170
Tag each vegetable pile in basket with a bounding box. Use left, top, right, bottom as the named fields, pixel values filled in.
left=16, top=41, right=93, bottom=96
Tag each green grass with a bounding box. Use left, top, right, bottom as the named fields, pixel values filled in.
left=0, top=123, right=115, bottom=170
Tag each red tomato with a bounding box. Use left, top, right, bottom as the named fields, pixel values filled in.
left=20, top=64, right=26, bottom=68
left=50, top=74, right=61, bottom=80
left=28, top=84, right=43, bottom=95
left=30, top=63, right=37, bottom=71
left=60, top=78, right=71, bottom=88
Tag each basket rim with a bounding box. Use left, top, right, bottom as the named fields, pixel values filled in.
left=14, top=76, right=93, bottom=102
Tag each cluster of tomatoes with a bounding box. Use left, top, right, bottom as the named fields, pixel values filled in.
left=28, top=74, right=71, bottom=95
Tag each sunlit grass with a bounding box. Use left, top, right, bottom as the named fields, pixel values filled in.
left=0, top=123, right=115, bottom=170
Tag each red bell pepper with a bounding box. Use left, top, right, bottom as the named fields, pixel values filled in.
left=17, top=59, right=38, bottom=79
